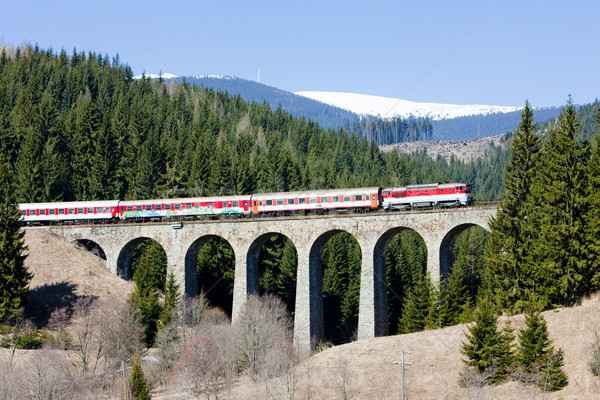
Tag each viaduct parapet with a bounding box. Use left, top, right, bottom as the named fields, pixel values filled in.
left=34, top=207, right=495, bottom=350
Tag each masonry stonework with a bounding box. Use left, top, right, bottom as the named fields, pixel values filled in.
left=35, top=207, right=494, bottom=351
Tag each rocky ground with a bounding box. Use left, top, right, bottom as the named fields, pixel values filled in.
left=380, top=134, right=507, bottom=162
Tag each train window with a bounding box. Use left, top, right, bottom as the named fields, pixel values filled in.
left=372, top=194, right=376, bottom=200
left=355, top=195, right=363, bottom=201
left=77, top=208, right=84, bottom=214
left=343, top=195, right=351, bottom=202
left=287, top=198, right=295, bottom=205
left=49, top=209, right=56, bottom=215
left=320, top=197, right=328, bottom=203
left=40, top=209, right=46, bottom=215
left=277, top=199, right=283, bottom=205
left=222, top=202, right=227, bottom=208
left=58, top=209, right=65, bottom=215
left=333, top=196, right=339, bottom=202
left=233, top=201, right=239, bottom=207
left=165, top=204, right=172, bottom=210
left=20, top=210, right=26, bottom=216
left=259, top=201, right=263, bottom=206
left=254, top=201, right=258, bottom=207
left=298, top=198, right=306, bottom=204
left=310, top=197, right=317, bottom=204
left=134, top=205, right=141, bottom=211
left=87, top=207, right=94, bottom=213
left=174, top=204, right=182, bottom=210
left=266, top=200, right=273, bottom=206
left=185, top=203, right=192, bottom=208
left=68, top=208, right=74, bottom=214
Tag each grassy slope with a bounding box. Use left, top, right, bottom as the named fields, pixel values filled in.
left=21, top=229, right=600, bottom=399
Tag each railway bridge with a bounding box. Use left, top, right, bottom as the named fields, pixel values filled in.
left=35, top=206, right=496, bottom=350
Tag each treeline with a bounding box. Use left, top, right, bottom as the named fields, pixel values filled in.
left=178, top=75, right=361, bottom=131
left=350, top=115, right=433, bottom=145
left=0, top=44, right=506, bottom=204
left=430, top=107, right=562, bottom=141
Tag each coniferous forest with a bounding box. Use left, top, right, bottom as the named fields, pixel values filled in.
left=2, top=44, right=600, bottom=352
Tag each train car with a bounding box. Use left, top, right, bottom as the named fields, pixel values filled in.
left=382, top=182, right=473, bottom=210
left=118, top=195, right=252, bottom=220
left=19, top=200, right=121, bottom=223
left=251, top=187, right=382, bottom=215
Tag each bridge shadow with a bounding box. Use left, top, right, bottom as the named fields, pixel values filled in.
left=26, top=281, right=97, bottom=327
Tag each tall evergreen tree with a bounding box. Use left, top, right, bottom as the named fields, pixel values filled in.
left=159, top=272, right=180, bottom=330
left=516, top=302, right=567, bottom=391
left=461, top=296, right=514, bottom=384
left=397, top=271, right=436, bottom=334
left=529, top=98, right=588, bottom=307
left=582, top=104, right=600, bottom=289
left=196, top=237, right=235, bottom=315
left=486, top=101, right=541, bottom=311
left=0, top=155, right=31, bottom=322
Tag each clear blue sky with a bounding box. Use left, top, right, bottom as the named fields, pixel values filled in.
left=2, top=0, right=598, bottom=108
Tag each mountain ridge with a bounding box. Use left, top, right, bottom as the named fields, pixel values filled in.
left=134, top=74, right=563, bottom=141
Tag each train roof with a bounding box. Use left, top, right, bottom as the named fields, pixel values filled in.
left=118, top=195, right=251, bottom=206
left=384, top=182, right=470, bottom=191
left=252, top=187, right=381, bottom=200
left=19, top=200, right=120, bottom=209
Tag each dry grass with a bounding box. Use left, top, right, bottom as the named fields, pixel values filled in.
left=17, top=230, right=600, bottom=398
left=221, top=296, right=600, bottom=400
left=23, top=228, right=133, bottom=325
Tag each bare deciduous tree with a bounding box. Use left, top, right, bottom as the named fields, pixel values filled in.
left=21, top=348, right=76, bottom=400
left=334, top=354, right=354, bottom=400
left=234, top=294, right=292, bottom=375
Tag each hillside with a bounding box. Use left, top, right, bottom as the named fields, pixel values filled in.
left=23, top=228, right=133, bottom=325
left=18, top=230, right=600, bottom=399
left=380, top=133, right=507, bottom=162
left=220, top=293, right=600, bottom=400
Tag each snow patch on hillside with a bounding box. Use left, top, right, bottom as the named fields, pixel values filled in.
left=133, top=72, right=178, bottom=80
left=294, top=91, right=521, bottom=120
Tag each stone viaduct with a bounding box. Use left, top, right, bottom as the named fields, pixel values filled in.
left=36, top=206, right=496, bottom=350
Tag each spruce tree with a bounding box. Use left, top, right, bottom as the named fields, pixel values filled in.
left=486, top=101, right=540, bottom=311
left=159, top=272, right=180, bottom=329
left=461, top=296, right=514, bottom=384
left=438, top=270, right=467, bottom=327
left=0, top=155, right=31, bottom=322
left=196, top=237, right=235, bottom=316
left=582, top=104, right=600, bottom=289
left=130, top=241, right=165, bottom=346
left=130, top=354, right=151, bottom=400
left=397, top=271, right=436, bottom=334
left=516, top=302, right=567, bottom=391
left=529, top=98, right=588, bottom=306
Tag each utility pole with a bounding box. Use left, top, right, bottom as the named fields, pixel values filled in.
left=395, top=351, right=412, bottom=400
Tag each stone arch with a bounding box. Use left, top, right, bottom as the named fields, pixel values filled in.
left=73, top=239, right=106, bottom=261
left=373, top=227, right=428, bottom=336
left=184, top=235, right=236, bottom=312
left=247, top=232, right=299, bottom=300
left=309, top=229, right=362, bottom=344
left=439, top=223, right=489, bottom=280
left=116, top=236, right=166, bottom=280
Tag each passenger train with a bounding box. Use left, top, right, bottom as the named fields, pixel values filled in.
left=19, top=182, right=473, bottom=224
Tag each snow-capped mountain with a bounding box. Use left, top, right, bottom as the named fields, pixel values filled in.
left=294, top=91, right=522, bottom=120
